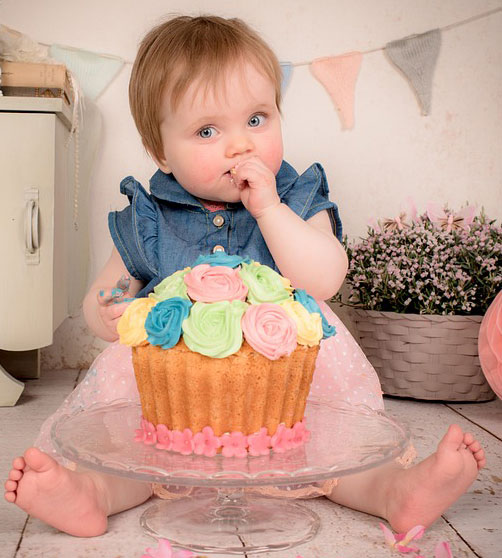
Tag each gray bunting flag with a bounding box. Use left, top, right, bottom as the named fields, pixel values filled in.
left=385, top=29, right=441, bottom=116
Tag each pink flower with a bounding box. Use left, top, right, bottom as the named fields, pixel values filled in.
left=134, top=417, right=150, bottom=443
left=172, top=429, right=194, bottom=455
left=141, top=538, right=195, bottom=558
left=291, top=420, right=310, bottom=447
left=247, top=427, right=272, bottom=456
left=156, top=424, right=173, bottom=451
left=220, top=431, right=249, bottom=458
left=271, top=424, right=294, bottom=453
left=135, top=418, right=158, bottom=446
left=193, top=426, right=221, bottom=457
left=380, top=523, right=425, bottom=553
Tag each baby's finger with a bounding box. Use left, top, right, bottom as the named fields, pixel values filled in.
left=97, top=288, right=119, bottom=306
left=100, top=299, right=133, bottom=321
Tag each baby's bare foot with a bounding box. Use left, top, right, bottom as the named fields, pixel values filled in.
left=386, top=424, right=485, bottom=533
left=4, top=447, right=108, bottom=536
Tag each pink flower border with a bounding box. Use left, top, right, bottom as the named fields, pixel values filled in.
left=135, top=417, right=310, bottom=457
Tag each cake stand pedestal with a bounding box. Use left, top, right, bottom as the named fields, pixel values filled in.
left=52, top=399, right=409, bottom=555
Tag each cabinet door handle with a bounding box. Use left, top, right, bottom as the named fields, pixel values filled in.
left=24, top=189, right=39, bottom=256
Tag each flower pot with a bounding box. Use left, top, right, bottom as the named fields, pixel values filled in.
left=349, top=309, right=495, bottom=402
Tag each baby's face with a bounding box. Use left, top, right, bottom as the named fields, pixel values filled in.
left=157, top=62, right=283, bottom=202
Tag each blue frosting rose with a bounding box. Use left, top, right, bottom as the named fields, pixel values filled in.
left=192, top=253, right=251, bottom=268
left=294, top=289, right=336, bottom=339
left=145, top=297, right=192, bottom=349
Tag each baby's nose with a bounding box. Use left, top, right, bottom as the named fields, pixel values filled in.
left=225, top=133, right=254, bottom=158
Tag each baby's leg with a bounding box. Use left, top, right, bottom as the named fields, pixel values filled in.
left=326, top=424, right=485, bottom=532
left=4, top=447, right=152, bottom=537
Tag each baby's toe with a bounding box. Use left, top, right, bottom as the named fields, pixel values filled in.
left=9, top=469, right=23, bottom=481
left=4, top=479, right=17, bottom=492
left=12, top=456, right=25, bottom=471
left=4, top=490, right=16, bottom=503
left=463, top=432, right=474, bottom=446
left=467, top=440, right=481, bottom=453
left=474, top=448, right=485, bottom=460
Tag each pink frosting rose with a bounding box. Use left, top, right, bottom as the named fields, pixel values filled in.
left=184, top=264, right=248, bottom=302
left=241, top=303, right=297, bottom=360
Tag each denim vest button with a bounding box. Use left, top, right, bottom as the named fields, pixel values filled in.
left=213, top=214, right=224, bottom=227
left=213, top=245, right=225, bottom=253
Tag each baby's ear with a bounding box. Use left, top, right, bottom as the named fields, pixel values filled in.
left=149, top=151, right=171, bottom=174
left=156, top=159, right=172, bottom=174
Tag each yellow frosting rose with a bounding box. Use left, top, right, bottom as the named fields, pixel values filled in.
left=280, top=300, right=323, bottom=346
left=117, top=298, right=156, bottom=346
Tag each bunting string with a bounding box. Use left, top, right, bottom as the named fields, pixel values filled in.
left=24, top=5, right=502, bottom=128
left=37, top=6, right=500, bottom=67
left=291, top=5, right=502, bottom=67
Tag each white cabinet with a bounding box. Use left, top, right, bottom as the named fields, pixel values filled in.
left=0, top=97, right=88, bottom=401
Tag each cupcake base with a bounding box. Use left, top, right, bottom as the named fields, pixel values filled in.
left=132, top=339, right=319, bottom=438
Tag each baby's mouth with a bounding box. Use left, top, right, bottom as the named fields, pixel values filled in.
left=224, top=168, right=237, bottom=182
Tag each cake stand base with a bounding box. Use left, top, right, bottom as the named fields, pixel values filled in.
left=140, top=488, right=319, bottom=554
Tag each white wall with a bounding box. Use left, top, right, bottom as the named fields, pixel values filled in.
left=1, top=0, right=501, bottom=368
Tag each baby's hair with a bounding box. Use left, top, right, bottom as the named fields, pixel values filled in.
left=129, top=15, right=282, bottom=163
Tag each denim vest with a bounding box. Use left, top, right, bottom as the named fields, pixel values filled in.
left=109, top=160, right=342, bottom=297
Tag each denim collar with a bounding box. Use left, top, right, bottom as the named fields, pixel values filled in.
left=149, top=160, right=300, bottom=208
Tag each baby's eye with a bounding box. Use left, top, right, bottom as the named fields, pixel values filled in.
left=198, top=126, right=216, bottom=139
left=248, top=114, right=266, bottom=128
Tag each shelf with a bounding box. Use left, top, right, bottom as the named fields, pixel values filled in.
left=0, top=96, right=73, bottom=130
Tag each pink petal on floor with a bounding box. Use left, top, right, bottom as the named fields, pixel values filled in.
left=401, top=525, right=425, bottom=545
left=379, top=522, right=397, bottom=547
left=435, top=541, right=453, bottom=558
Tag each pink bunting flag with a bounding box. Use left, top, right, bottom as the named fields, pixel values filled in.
left=310, top=52, right=363, bottom=130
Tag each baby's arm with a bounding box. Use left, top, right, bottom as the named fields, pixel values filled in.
left=233, top=158, right=348, bottom=300
left=83, top=247, right=144, bottom=341
left=258, top=206, right=348, bottom=300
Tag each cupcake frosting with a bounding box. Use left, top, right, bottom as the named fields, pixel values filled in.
left=239, top=262, right=293, bottom=304
left=145, top=297, right=192, bottom=349
left=280, top=299, right=323, bottom=347
left=184, top=264, right=248, bottom=303
left=241, top=303, right=297, bottom=360
left=150, top=268, right=190, bottom=302
left=117, top=253, right=335, bottom=357
left=182, top=300, right=248, bottom=358
left=118, top=297, right=157, bottom=346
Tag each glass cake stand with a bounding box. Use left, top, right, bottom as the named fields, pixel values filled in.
left=51, top=398, right=409, bottom=555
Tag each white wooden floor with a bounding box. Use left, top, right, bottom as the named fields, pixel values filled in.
left=1, top=369, right=501, bottom=558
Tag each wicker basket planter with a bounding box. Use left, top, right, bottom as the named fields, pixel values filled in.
left=349, top=309, right=495, bottom=402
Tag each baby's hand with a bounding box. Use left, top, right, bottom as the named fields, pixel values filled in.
left=232, top=156, right=280, bottom=219
left=97, top=276, right=134, bottom=339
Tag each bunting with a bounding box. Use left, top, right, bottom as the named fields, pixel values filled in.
left=310, top=52, right=362, bottom=130
left=385, top=29, right=441, bottom=116
left=280, top=61, right=293, bottom=94
left=49, top=44, right=124, bottom=101
left=1, top=6, right=499, bottom=128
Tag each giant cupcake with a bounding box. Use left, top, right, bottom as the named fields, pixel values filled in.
left=117, top=253, right=336, bottom=457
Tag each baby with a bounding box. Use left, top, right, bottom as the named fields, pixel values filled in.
left=4, top=15, right=485, bottom=538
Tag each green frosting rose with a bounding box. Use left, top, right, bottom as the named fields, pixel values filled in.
left=182, top=300, right=248, bottom=358
left=239, top=262, right=292, bottom=305
left=149, top=268, right=190, bottom=302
